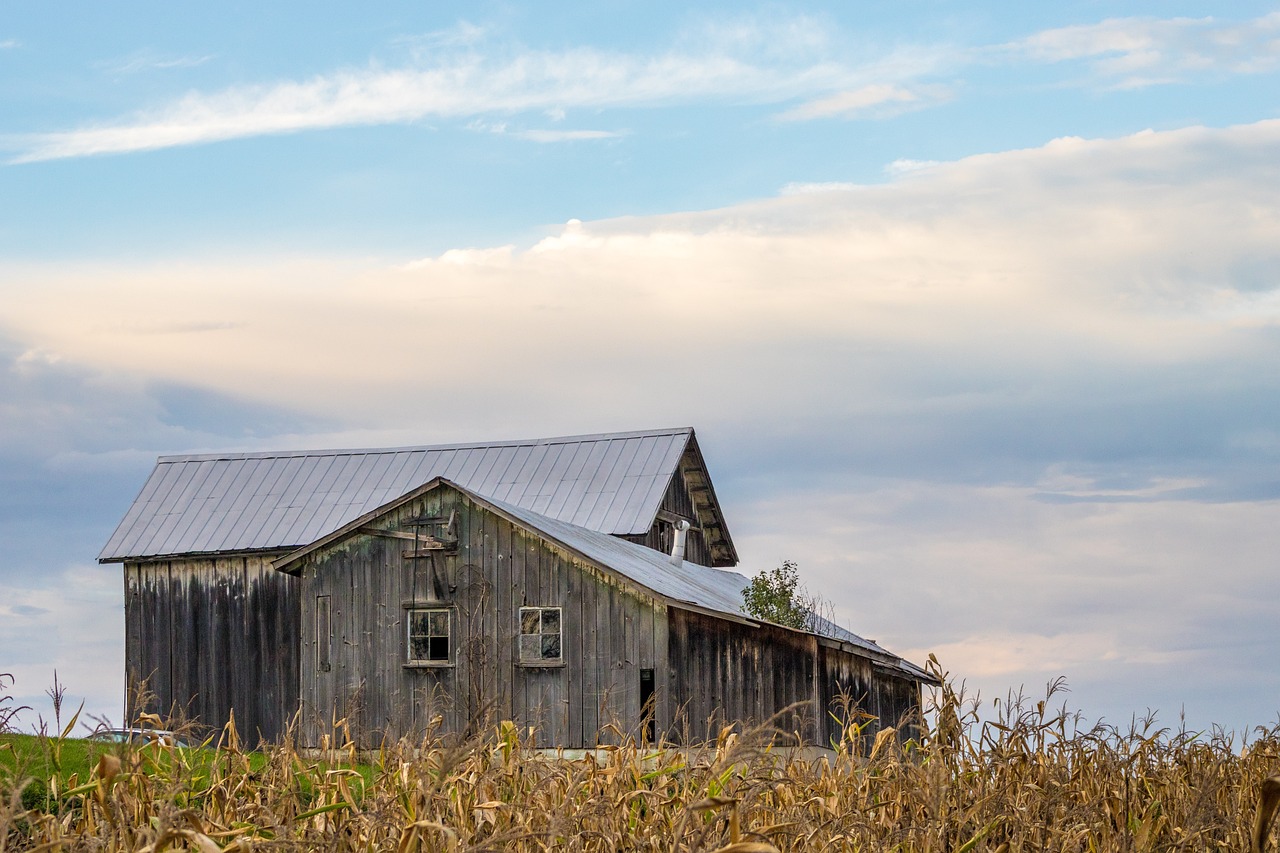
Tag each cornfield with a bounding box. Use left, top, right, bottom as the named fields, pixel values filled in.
left=3, top=661, right=1279, bottom=852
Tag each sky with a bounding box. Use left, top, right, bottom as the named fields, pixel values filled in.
left=1, top=2, right=1278, bottom=736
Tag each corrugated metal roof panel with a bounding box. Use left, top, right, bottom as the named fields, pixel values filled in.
left=497, top=495, right=749, bottom=615
left=178, top=460, right=241, bottom=551
left=482, top=494, right=919, bottom=673
left=100, top=428, right=698, bottom=561
left=135, top=461, right=202, bottom=557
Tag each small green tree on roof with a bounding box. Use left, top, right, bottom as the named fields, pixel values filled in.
left=741, top=559, right=811, bottom=629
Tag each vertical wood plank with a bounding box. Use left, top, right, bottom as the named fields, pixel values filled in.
left=300, top=564, right=317, bottom=747
left=122, top=565, right=140, bottom=724
left=637, top=598, right=654, bottom=742
left=565, top=551, right=582, bottom=747
left=617, top=583, right=631, bottom=739
left=581, top=562, right=599, bottom=745
left=554, top=553, right=568, bottom=744
left=653, top=605, right=669, bottom=742
left=229, top=557, right=249, bottom=741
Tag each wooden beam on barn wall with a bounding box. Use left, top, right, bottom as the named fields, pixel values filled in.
left=653, top=604, right=670, bottom=743
left=809, top=634, right=822, bottom=745
left=655, top=509, right=699, bottom=528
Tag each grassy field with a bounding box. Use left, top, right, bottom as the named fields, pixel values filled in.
left=2, top=667, right=1279, bottom=851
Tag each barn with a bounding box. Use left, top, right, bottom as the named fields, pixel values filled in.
left=99, top=427, right=933, bottom=749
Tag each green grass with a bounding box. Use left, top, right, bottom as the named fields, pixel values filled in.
left=1, top=732, right=111, bottom=779
left=1, top=730, right=376, bottom=817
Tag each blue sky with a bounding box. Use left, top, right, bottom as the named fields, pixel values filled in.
left=2, top=3, right=1279, bottom=734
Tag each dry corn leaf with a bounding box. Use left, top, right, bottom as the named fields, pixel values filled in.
left=1253, top=774, right=1280, bottom=853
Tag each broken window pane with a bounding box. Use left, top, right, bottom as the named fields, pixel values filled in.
left=429, top=610, right=449, bottom=636
left=518, top=606, right=562, bottom=663
left=520, top=608, right=540, bottom=635
left=407, top=608, right=452, bottom=664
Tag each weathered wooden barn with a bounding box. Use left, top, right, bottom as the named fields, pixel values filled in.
left=99, top=427, right=933, bottom=748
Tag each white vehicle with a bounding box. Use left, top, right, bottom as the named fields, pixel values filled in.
left=88, top=727, right=192, bottom=748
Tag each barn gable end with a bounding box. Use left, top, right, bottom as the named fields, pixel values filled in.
left=617, top=431, right=737, bottom=567
left=282, top=480, right=674, bottom=748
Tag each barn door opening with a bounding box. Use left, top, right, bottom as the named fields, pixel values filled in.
left=639, top=668, right=655, bottom=744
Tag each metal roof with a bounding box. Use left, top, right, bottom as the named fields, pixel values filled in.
left=100, top=428, right=700, bottom=562
left=483, top=493, right=929, bottom=680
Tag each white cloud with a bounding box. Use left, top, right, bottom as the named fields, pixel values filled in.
left=3, top=120, right=1278, bottom=420
left=466, top=118, right=508, bottom=135
left=393, top=21, right=489, bottom=55
left=737, top=477, right=1280, bottom=726
left=10, top=12, right=1277, bottom=162
left=402, top=244, right=515, bottom=269
left=514, top=128, right=624, bottom=143
left=6, top=18, right=947, bottom=163
left=883, top=158, right=940, bottom=176
left=1005, top=12, right=1280, bottom=87
left=0, top=39, right=19, bottom=50
left=775, top=83, right=933, bottom=121
left=467, top=119, right=624, bottom=143
left=96, top=51, right=215, bottom=76
left=779, top=181, right=859, bottom=195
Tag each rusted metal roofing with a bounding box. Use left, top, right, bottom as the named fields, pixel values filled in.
left=100, top=428, right=699, bottom=562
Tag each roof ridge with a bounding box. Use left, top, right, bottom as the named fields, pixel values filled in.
left=156, top=427, right=694, bottom=463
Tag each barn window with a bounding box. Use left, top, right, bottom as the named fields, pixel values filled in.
left=406, top=608, right=452, bottom=666
left=518, top=606, right=562, bottom=664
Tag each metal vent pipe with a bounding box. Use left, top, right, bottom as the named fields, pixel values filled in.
left=669, top=519, right=692, bottom=566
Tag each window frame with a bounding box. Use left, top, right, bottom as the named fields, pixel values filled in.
left=404, top=606, right=454, bottom=668
left=517, top=605, right=564, bottom=667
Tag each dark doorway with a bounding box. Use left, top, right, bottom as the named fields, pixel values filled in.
left=639, top=668, right=655, bottom=744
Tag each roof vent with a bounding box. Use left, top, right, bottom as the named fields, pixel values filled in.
left=669, top=519, right=692, bottom=567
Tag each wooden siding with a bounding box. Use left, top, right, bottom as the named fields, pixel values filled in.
left=667, top=609, right=919, bottom=748
left=870, top=667, right=923, bottom=739
left=123, top=555, right=299, bottom=744
left=666, top=608, right=820, bottom=743
left=297, top=486, right=669, bottom=749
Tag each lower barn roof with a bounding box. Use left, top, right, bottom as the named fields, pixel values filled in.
left=487, top=494, right=933, bottom=682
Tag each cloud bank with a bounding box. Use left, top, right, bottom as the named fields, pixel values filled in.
left=9, top=121, right=1276, bottom=423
